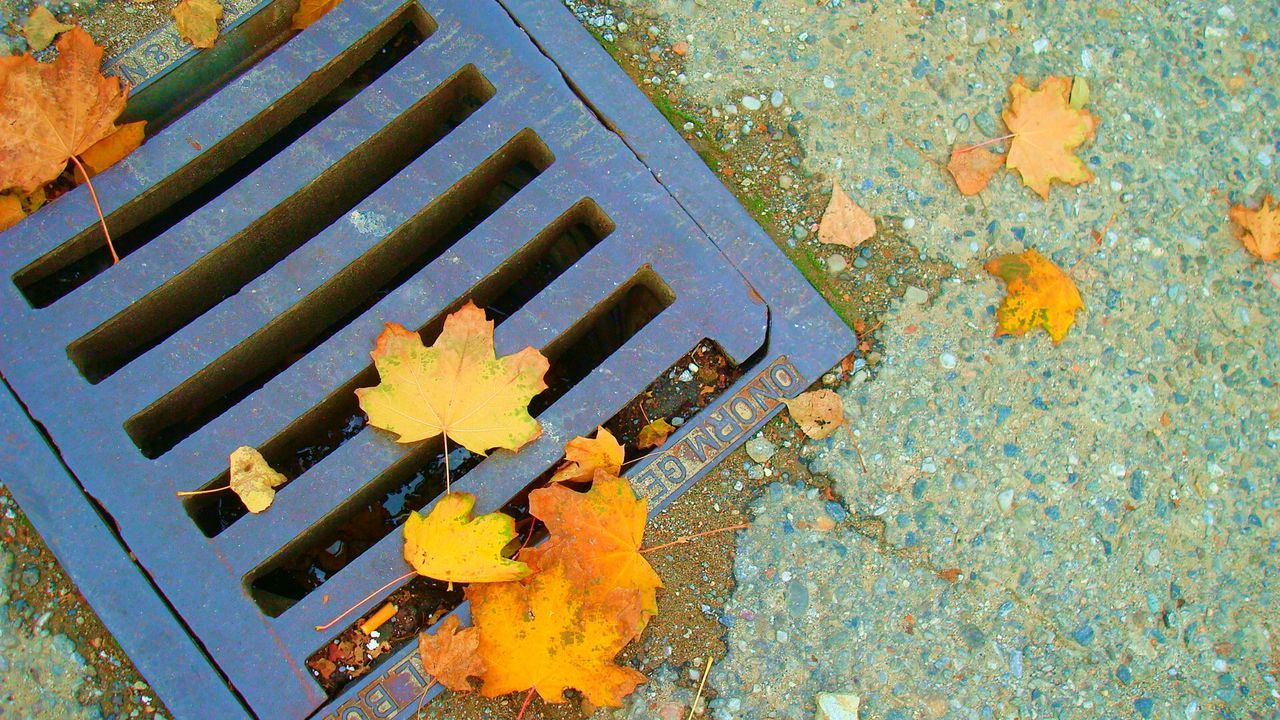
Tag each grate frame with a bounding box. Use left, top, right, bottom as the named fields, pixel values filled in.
left=0, top=1, right=855, bottom=718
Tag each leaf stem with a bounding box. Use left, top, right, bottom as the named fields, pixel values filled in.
left=640, top=523, right=749, bottom=554
left=515, top=688, right=536, bottom=720
left=955, top=133, right=1015, bottom=154
left=442, top=434, right=451, bottom=495
left=175, top=484, right=230, bottom=497
left=412, top=679, right=438, bottom=719
left=68, top=154, right=118, bottom=264
left=686, top=656, right=713, bottom=720
left=314, top=569, right=415, bottom=632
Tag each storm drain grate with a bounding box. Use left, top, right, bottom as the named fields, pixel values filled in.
left=0, top=1, right=855, bottom=718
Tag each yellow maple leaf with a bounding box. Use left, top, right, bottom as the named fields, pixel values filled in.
left=1229, top=195, right=1279, bottom=262
left=549, top=427, right=623, bottom=484
left=525, top=471, right=662, bottom=623
left=402, top=492, right=531, bottom=584
left=356, top=302, right=549, bottom=459
left=466, top=562, right=647, bottom=706
left=228, top=446, right=286, bottom=513
left=172, top=0, right=223, bottom=49
left=1003, top=76, right=1099, bottom=199
left=985, top=248, right=1084, bottom=344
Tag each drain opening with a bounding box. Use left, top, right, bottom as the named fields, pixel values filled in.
left=68, top=64, right=496, bottom=389
left=247, top=271, right=673, bottom=616
left=303, top=339, right=745, bottom=697
left=184, top=197, right=615, bottom=536
left=123, top=128, right=551, bottom=459
left=13, top=5, right=436, bottom=309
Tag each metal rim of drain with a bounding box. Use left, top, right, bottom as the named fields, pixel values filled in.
left=0, top=1, right=856, bottom=718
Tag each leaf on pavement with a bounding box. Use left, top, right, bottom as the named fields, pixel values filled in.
left=23, top=6, right=73, bottom=52
left=947, top=146, right=1005, bottom=196
left=635, top=418, right=675, bottom=449
left=1003, top=76, right=1099, bottom=199
left=1229, top=194, right=1279, bottom=262
left=229, top=446, right=287, bottom=514
left=418, top=615, right=485, bottom=692
left=402, top=492, right=531, bottom=584
left=819, top=179, right=875, bottom=249
left=784, top=390, right=845, bottom=440
left=466, top=562, right=647, bottom=707
left=0, top=28, right=128, bottom=194
left=549, top=427, right=624, bottom=484
left=292, top=0, right=343, bottom=29
left=173, top=0, right=224, bottom=49
left=985, top=248, right=1084, bottom=344
left=525, top=470, right=662, bottom=623
left=75, top=121, right=146, bottom=183
left=356, top=302, right=548, bottom=455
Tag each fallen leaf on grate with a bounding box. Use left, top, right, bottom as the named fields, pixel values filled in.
left=635, top=417, right=675, bottom=449
left=173, top=0, right=224, bottom=49
left=524, top=470, right=662, bottom=625
left=418, top=615, right=485, bottom=692
left=549, top=426, right=624, bottom=483
left=402, top=492, right=531, bottom=584
left=75, top=121, right=147, bottom=183
left=292, top=0, right=343, bottom=30
left=229, top=446, right=287, bottom=513
left=357, top=302, right=549, bottom=482
left=985, top=248, right=1084, bottom=344
left=23, top=6, right=72, bottom=52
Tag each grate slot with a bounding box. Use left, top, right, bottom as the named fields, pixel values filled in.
left=246, top=271, right=672, bottom=615
left=183, top=197, right=614, bottom=536
left=122, top=128, right=551, bottom=460
left=11, top=5, right=437, bottom=309
left=67, top=64, right=496, bottom=390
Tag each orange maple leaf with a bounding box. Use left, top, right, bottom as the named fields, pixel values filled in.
left=402, top=492, right=531, bottom=584
left=985, top=248, right=1084, bottom=344
left=784, top=390, right=845, bottom=440
left=1003, top=76, right=1099, bottom=199
left=418, top=615, right=485, bottom=692
left=0, top=194, right=24, bottom=233
left=947, top=146, right=1005, bottom=196
left=525, top=471, right=662, bottom=622
left=292, top=0, right=343, bottom=30
left=356, top=302, right=548, bottom=461
left=76, top=121, right=146, bottom=183
left=466, top=562, right=647, bottom=707
left=1228, top=195, right=1279, bottom=262
left=0, top=28, right=128, bottom=194
left=549, top=427, right=624, bottom=484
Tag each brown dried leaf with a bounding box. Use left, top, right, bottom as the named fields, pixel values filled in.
left=819, top=180, right=875, bottom=249
left=23, top=6, right=73, bottom=52
left=784, top=390, right=845, bottom=440
left=635, top=418, right=675, bottom=449
left=947, top=146, right=1005, bottom=196
left=172, top=0, right=223, bottom=49
left=418, top=615, right=485, bottom=692
left=75, top=121, right=146, bottom=183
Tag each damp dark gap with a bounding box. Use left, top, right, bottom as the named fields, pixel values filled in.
left=13, top=5, right=436, bottom=309
left=246, top=273, right=673, bottom=615
left=184, top=197, right=616, bottom=537
left=72, top=65, right=493, bottom=390
left=123, top=126, right=550, bottom=461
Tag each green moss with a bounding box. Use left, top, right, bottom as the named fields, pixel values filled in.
left=786, top=245, right=860, bottom=328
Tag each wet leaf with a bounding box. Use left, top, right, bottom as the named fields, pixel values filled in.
left=635, top=418, right=675, bottom=449
left=0, top=194, right=25, bottom=233
left=23, top=6, right=73, bottom=52
left=292, top=0, right=343, bottom=29
left=229, top=446, right=287, bottom=514
left=549, top=427, right=624, bottom=484
left=418, top=615, right=485, bottom=692
left=1229, top=194, right=1279, bottom=262
left=173, top=0, right=223, bottom=49
left=525, top=470, right=662, bottom=623
left=784, top=390, right=845, bottom=440
left=819, top=179, right=875, bottom=249
left=356, top=302, right=548, bottom=455
left=0, top=28, right=128, bottom=193
left=467, top=562, right=647, bottom=706
left=985, top=248, right=1084, bottom=344
left=947, top=146, right=1005, bottom=196
left=75, top=121, right=146, bottom=183
left=1003, top=76, right=1099, bottom=199
left=402, top=492, right=531, bottom=584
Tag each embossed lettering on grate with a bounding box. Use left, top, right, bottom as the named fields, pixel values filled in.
left=0, top=1, right=853, bottom=718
